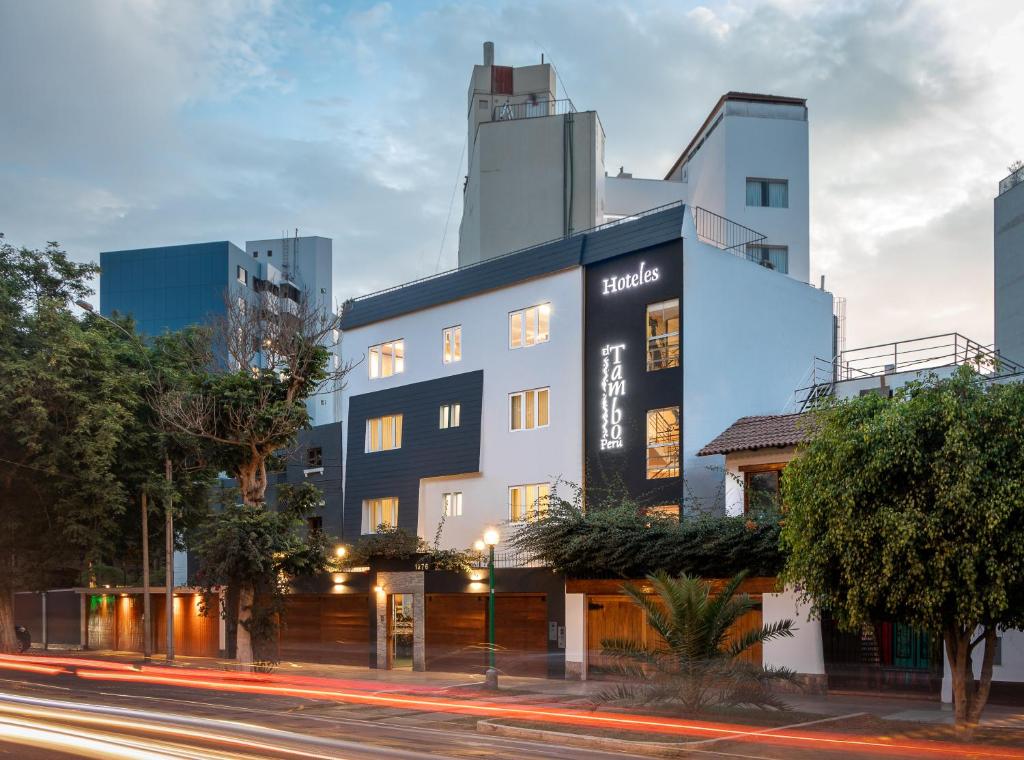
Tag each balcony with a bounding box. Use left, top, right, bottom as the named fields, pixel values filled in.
left=998, top=164, right=1024, bottom=196
left=491, top=98, right=576, bottom=122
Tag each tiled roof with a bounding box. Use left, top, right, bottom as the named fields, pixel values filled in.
left=698, top=412, right=812, bottom=456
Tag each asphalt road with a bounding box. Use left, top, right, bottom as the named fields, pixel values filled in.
left=0, top=664, right=1015, bottom=759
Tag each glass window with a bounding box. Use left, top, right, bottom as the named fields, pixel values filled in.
left=236, top=266, right=248, bottom=285
left=644, top=504, right=680, bottom=520
left=364, top=497, right=398, bottom=532
left=646, top=407, right=680, bottom=479
left=439, top=403, right=461, bottom=429
left=509, top=483, right=550, bottom=522
left=366, top=414, right=403, bottom=452
left=306, top=447, right=323, bottom=468
left=745, top=178, right=788, bottom=208
left=368, top=340, right=404, bottom=379
left=509, top=304, right=550, bottom=349
left=744, top=468, right=783, bottom=513
left=443, top=492, right=463, bottom=517
left=509, top=388, right=549, bottom=431
left=646, top=299, right=680, bottom=371
left=745, top=245, right=789, bottom=274
left=443, top=325, right=462, bottom=364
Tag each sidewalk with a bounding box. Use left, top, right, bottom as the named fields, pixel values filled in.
left=50, top=649, right=1024, bottom=728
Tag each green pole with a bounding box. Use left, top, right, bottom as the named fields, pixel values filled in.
left=488, top=544, right=496, bottom=670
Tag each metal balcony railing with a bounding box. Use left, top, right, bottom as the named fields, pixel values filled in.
left=999, top=165, right=1024, bottom=196
left=693, top=206, right=767, bottom=252
left=492, top=98, right=576, bottom=122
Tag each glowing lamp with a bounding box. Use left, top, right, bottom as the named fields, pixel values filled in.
left=483, top=528, right=500, bottom=546
left=473, top=540, right=486, bottom=552
left=335, top=546, right=347, bottom=559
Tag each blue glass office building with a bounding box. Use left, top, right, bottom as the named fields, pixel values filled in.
left=99, top=241, right=249, bottom=335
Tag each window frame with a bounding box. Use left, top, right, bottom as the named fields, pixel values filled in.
left=365, top=413, right=403, bottom=453
left=646, top=406, right=680, bottom=480
left=508, top=303, right=551, bottom=349
left=745, top=244, right=789, bottom=274
left=508, top=482, right=551, bottom=523
left=646, top=298, right=680, bottom=371
left=442, top=491, right=463, bottom=517
left=363, top=497, right=399, bottom=533
left=442, top=325, right=462, bottom=364
left=439, top=402, right=462, bottom=429
left=508, top=387, right=550, bottom=432
left=306, top=446, right=323, bottom=468
left=745, top=177, right=789, bottom=208
left=740, top=462, right=786, bottom=514
left=236, top=266, right=248, bottom=285
left=368, top=339, right=405, bottom=379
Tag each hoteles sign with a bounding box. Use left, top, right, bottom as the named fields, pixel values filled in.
left=601, top=261, right=660, bottom=296
left=599, top=343, right=626, bottom=450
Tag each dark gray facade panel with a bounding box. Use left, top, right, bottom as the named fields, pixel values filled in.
left=341, top=205, right=686, bottom=330
left=343, top=371, right=483, bottom=539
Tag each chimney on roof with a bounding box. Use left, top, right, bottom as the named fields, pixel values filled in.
left=483, top=41, right=494, bottom=66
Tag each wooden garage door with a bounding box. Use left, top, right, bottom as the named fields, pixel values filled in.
left=279, top=594, right=371, bottom=666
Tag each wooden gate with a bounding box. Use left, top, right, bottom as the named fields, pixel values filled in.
left=279, top=594, right=371, bottom=666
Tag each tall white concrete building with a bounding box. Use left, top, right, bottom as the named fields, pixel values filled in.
left=996, top=164, right=1024, bottom=364
left=459, top=43, right=810, bottom=285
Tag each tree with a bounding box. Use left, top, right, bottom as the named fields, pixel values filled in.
left=0, top=241, right=150, bottom=650
left=506, top=482, right=783, bottom=579
left=158, top=286, right=354, bottom=663
left=599, top=571, right=797, bottom=712
left=780, top=367, right=1024, bottom=730
left=193, top=483, right=332, bottom=665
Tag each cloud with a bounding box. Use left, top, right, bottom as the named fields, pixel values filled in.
left=1, top=0, right=1021, bottom=352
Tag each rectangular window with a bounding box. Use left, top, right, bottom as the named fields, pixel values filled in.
left=439, top=403, right=461, bottom=429
left=267, top=249, right=273, bottom=257
left=306, top=447, right=323, bottom=468
left=646, top=299, right=680, bottom=371
left=509, top=388, right=549, bottom=431
left=363, top=497, right=398, bottom=532
left=368, top=339, right=405, bottom=379
left=743, top=466, right=784, bottom=513
left=644, top=504, right=680, bottom=520
left=646, top=407, right=680, bottom=479
left=745, top=245, right=789, bottom=274
left=236, top=266, right=248, bottom=285
left=509, top=303, right=551, bottom=349
left=509, top=483, right=550, bottom=522
left=365, top=413, right=403, bottom=453
left=745, top=178, right=789, bottom=208
left=443, top=325, right=462, bottom=364
left=442, top=491, right=463, bottom=517
left=252, top=250, right=258, bottom=259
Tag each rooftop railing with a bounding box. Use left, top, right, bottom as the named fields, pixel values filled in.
left=491, top=98, right=576, bottom=122
left=693, top=206, right=767, bottom=252
left=999, top=165, right=1024, bottom=196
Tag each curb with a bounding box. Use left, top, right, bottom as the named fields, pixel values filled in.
left=476, top=718, right=686, bottom=757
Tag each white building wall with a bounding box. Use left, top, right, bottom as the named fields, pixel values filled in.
left=762, top=587, right=826, bottom=678
left=341, top=267, right=584, bottom=550
left=682, top=214, right=832, bottom=511
left=603, top=176, right=687, bottom=218
left=941, top=628, right=1024, bottom=702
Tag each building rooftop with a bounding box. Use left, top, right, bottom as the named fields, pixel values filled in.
left=698, top=412, right=812, bottom=456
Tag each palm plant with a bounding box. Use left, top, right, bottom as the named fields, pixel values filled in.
left=600, top=570, right=799, bottom=712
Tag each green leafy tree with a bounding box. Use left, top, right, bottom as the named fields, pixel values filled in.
left=194, top=482, right=332, bottom=665
left=0, top=241, right=150, bottom=650
left=507, top=482, right=782, bottom=579
left=780, top=367, right=1024, bottom=730
left=600, top=571, right=797, bottom=712
left=158, top=289, right=354, bottom=664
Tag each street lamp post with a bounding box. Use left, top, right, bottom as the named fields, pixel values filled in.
left=76, top=300, right=174, bottom=661
left=479, top=528, right=500, bottom=688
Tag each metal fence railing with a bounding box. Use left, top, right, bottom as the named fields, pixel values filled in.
left=693, top=206, right=766, bottom=252
left=492, top=98, right=576, bottom=122
left=999, top=164, right=1024, bottom=196
left=470, top=550, right=548, bottom=569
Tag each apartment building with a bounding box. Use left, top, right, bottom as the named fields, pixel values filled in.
left=996, top=164, right=1024, bottom=365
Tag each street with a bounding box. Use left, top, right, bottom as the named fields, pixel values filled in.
left=0, top=656, right=1019, bottom=759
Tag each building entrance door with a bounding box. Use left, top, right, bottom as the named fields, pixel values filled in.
left=390, top=594, right=414, bottom=670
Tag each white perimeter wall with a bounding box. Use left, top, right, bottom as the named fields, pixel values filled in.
left=762, top=587, right=825, bottom=676
left=683, top=215, right=832, bottom=512
left=341, top=267, right=584, bottom=550
left=941, top=628, right=1024, bottom=702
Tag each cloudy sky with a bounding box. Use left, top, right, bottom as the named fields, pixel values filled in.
left=1, top=0, right=1021, bottom=349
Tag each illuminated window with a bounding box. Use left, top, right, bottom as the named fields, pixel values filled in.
left=646, top=299, right=680, bottom=371
left=368, top=339, right=405, bottom=379
left=443, top=492, right=463, bottom=517
left=644, top=504, right=680, bottom=520
left=365, top=414, right=403, bottom=452
left=509, top=388, right=549, bottom=431
left=439, top=403, right=461, bottom=429
left=443, top=325, right=462, bottom=364
left=646, top=407, right=680, bottom=479
left=509, top=303, right=551, bottom=349
left=363, top=497, right=398, bottom=532
left=509, top=483, right=550, bottom=522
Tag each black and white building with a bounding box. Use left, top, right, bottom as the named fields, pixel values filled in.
left=339, top=204, right=834, bottom=549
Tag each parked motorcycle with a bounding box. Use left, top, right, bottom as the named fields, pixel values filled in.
left=14, top=625, right=31, bottom=653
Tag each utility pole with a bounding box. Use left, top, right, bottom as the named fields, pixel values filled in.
left=142, top=491, right=151, bottom=659
left=165, top=457, right=174, bottom=661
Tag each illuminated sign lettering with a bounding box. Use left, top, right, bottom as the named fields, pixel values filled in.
left=600, top=343, right=626, bottom=450
left=601, top=261, right=660, bottom=296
